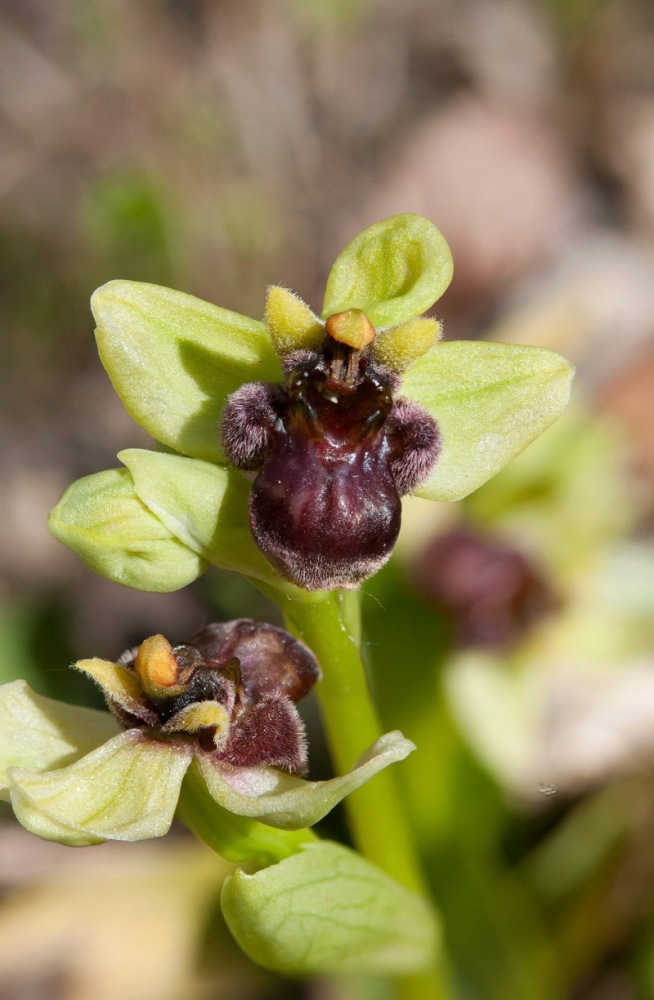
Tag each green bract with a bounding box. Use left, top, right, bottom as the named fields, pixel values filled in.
left=49, top=213, right=574, bottom=594
left=0, top=679, right=414, bottom=850
left=221, top=840, right=439, bottom=975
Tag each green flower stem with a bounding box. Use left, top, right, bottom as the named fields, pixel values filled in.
left=177, top=759, right=316, bottom=868
left=281, top=591, right=420, bottom=892
left=277, top=589, right=455, bottom=1000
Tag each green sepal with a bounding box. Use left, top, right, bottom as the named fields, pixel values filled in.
left=402, top=342, right=575, bottom=502
left=118, top=448, right=306, bottom=597
left=0, top=680, right=120, bottom=800
left=221, top=841, right=439, bottom=975
left=92, top=280, right=282, bottom=463
left=177, top=758, right=316, bottom=867
left=8, top=731, right=193, bottom=846
left=48, top=468, right=206, bottom=591
left=195, top=730, right=415, bottom=830
left=322, top=214, right=453, bottom=328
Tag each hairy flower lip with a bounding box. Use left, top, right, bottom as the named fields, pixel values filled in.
left=223, top=335, right=441, bottom=591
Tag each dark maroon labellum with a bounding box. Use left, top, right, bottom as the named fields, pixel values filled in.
left=222, top=335, right=440, bottom=591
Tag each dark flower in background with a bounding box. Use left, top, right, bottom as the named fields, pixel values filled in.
left=412, top=527, right=557, bottom=649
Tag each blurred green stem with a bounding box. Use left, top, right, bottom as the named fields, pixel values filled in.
left=278, top=588, right=455, bottom=1000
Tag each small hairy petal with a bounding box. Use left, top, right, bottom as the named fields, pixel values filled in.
left=221, top=383, right=281, bottom=470
left=219, top=698, right=308, bottom=774
left=386, top=397, right=441, bottom=495
left=163, top=669, right=236, bottom=723
left=266, top=286, right=325, bottom=356
left=73, top=658, right=158, bottom=726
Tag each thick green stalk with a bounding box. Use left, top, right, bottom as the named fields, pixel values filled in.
left=282, top=590, right=423, bottom=893
left=245, top=584, right=455, bottom=999
left=276, top=589, right=456, bottom=1000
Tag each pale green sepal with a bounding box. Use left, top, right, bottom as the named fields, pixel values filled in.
left=221, top=841, right=439, bottom=975
left=322, top=214, right=453, bottom=328
left=196, top=730, right=415, bottom=830
left=178, top=759, right=317, bottom=866
left=119, top=448, right=306, bottom=596
left=402, top=342, right=575, bottom=502
left=9, top=731, right=193, bottom=846
left=0, top=680, right=120, bottom=801
left=92, top=280, right=282, bottom=463
left=48, top=468, right=206, bottom=592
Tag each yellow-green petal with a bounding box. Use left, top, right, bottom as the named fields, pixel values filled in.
left=196, top=730, right=415, bottom=830
left=48, top=468, right=206, bottom=592
left=163, top=701, right=231, bottom=743
left=73, top=658, right=153, bottom=719
left=371, top=317, right=442, bottom=373
left=322, top=214, right=453, bottom=328
left=402, top=341, right=575, bottom=502
left=221, top=841, right=439, bottom=975
left=0, top=680, right=120, bottom=800
left=9, top=731, right=193, bottom=846
left=265, top=286, right=325, bottom=355
left=93, top=280, right=282, bottom=462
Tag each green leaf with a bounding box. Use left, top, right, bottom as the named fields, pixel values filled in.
left=322, top=214, right=453, bottom=328
left=196, top=730, right=415, bottom=830
left=92, top=280, right=282, bottom=462
left=0, top=681, right=120, bottom=800
left=9, top=731, right=192, bottom=846
left=402, top=342, right=575, bottom=502
left=48, top=468, right=206, bottom=592
left=221, top=841, right=439, bottom=975
left=118, top=448, right=308, bottom=596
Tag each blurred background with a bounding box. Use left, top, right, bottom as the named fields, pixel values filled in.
left=2, top=0, right=654, bottom=997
